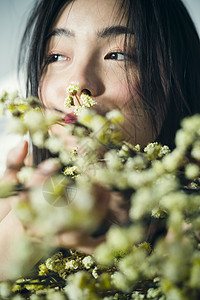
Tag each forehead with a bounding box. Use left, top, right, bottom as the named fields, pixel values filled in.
left=53, top=0, right=127, bottom=31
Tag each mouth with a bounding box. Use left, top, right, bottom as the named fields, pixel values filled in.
left=52, top=108, right=77, bottom=124
left=62, top=112, right=77, bottom=124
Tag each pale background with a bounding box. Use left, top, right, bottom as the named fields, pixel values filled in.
left=0, top=0, right=199, bottom=175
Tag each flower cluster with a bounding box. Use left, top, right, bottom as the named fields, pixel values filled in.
left=1, top=87, right=200, bottom=299
left=64, top=84, right=96, bottom=115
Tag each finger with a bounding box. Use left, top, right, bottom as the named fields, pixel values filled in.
left=92, top=184, right=111, bottom=220
left=108, top=191, right=131, bottom=225
left=26, top=158, right=59, bottom=188
left=6, top=140, right=28, bottom=170
left=52, top=231, right=106, bottom=254
left=4, top=140, right=28, bottom=183
left=50, top=124, right=78, bottom=151
left=77, top=235, right=106, bottom=254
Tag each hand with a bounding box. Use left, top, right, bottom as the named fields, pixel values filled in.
left=0, top=140, right=30, bottom=279
left=51, top=184, right=111, bottom=254
left=0, top=145, right=60, bottom=280
left=0, top=140, right=28, bottom=221
left=1, top=141, right=107, bottom=255
left=23, top=168, right=129, bottom=254
left=1, top=140, right=130, bottom=260
left=3, top=140, right=28, bottom=182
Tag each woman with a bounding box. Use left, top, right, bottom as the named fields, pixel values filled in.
left=19, top=0, right=200, bottom=162
left=0, top=0, right=200, bottom=279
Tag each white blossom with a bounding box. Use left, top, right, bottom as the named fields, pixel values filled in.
left=24, top=110, right=46, bottom=133
left=45, top=110, right=61, bottom=126
left=106, top=109, right=124, bottom=125
left=185, top=163, right=200, bottom=179
left=64, top=95, right=74, bottom=108
left=82, top=256, right=95, bottom=269
left=80, top=94, right=96, bottom=108
left=7, top=118, right=27, bottom=135
left=65, top=259, right=79, bottom=270
left=66, top=84, right=80, bottom=95
left=32, top=130, right=46, bottom=148
left=45, top=135, right=64, bottom=154
left=17, top=166, right=34, bottom=184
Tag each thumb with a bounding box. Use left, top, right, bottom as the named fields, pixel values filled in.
left=4, top=140, right=28, bottom=182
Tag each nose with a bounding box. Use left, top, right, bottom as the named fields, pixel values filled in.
left=67, top=55, right=104, bottom=99
left=80, top=89, right=91, bottom=96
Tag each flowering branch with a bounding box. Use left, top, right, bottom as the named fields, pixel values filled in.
left=0, top=87, right=200, bottom=299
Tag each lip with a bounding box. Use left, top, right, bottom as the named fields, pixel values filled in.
left=63, top=112, right=77, bottom=124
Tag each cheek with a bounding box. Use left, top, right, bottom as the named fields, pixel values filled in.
left=105, top=63, right=139, bottom=106
left=108, top=78, right=155, bottom=146
left=39, top=74, right=66, bottom=108
left=108, top=76, right=138, bottom=109
left=39, top=78, right=49, bottom=107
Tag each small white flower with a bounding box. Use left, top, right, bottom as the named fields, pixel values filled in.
left=24, top=110, right=46, bottom=133
left=65, top=259, right=79, bottom=270
left=144, top=142, right=163, bottom=160
left=126, top=156, right=147, bottom=170
left=152, top=160, right=165, bottom=175
left=105, top=150, right=122, bottom=170
left=64, top=95, right=74, bottom=108
left=107, top=226, right=131, bottom=252
left=82, top=256, right=95, bottom=269
left=94, top=243, right=114, bottom=265
left=181, top=115, right=200, bottom=133
left=80, top=94, right=96, bottom=108
left=45, top=111, right=61, bottom=126
left=17, top=166, right=34, bottom=184
left=32, top=130, right=46, bottom=148
left=90, top=115, right=108, bottom=133
left=46, top=258, right=54, bottom=270
left=111, top=271, right=130, bottom=290
left=159, top=145, right=170, bottom=157
left=74, top=105, right=86, bottom=116
left=185, top=163, right=200, bottom=180
left=66, top=84, right=80, bottom=95
left=92, top=267, right=99, bottom=279
left=0, top=282, right=12, bottom=298
left=132, top=291, right=145, bottom=299
left=162, top=149, right=184, bottom=172
left=77, top=108, right=95, bottom=127
left=109, top=129, right=123, bottom=146
left=175, top=129, right=194, bottom=150
left=63, top=166, right=79, bottom=177
left=191, top=140, right=200, bottom=161
left=45, top=136, right=64, bottom=154
left=7, top=118, right=27, bottom=135
left=106, top=109, right=124, bottom=125
left=59, top=150, right=71, bottom=164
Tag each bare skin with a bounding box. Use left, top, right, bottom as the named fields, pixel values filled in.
left=0, top=0, right=152, bottom=280
left=0, top=138, right=129, bottom=280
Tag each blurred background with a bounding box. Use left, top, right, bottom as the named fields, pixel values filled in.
left=0, top=0, right=199, bottom=175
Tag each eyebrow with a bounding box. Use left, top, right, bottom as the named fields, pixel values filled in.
left=46, top=28, right=75, bottom=40
left=46, top=25, right=133, bottom=41
left=97, top=25, right=134, bottom=38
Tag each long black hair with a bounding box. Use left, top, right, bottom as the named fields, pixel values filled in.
left=19, top=0, right=200, bottom=165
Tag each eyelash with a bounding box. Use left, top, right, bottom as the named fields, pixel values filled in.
left=45, top=50, right=132, bottom=65
left=104, top=51, right=126, bottom=61
left=45, top=54, right=68, bottom=65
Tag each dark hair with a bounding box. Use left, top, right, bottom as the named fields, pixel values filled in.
left=19, top=0, right=200, bottom=165
left=127, top=0, right=200, bottom=149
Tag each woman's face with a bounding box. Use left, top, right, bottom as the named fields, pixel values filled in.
left=40, top=0, right=154, bottom=147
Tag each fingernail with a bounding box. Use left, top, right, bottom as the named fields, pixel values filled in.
left=15, top=140, right=26, bottom=153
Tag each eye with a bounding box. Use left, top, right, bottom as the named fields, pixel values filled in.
left=104, top=52, right=125, bottom=61
left=46, top=54, right=68, bottom=64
